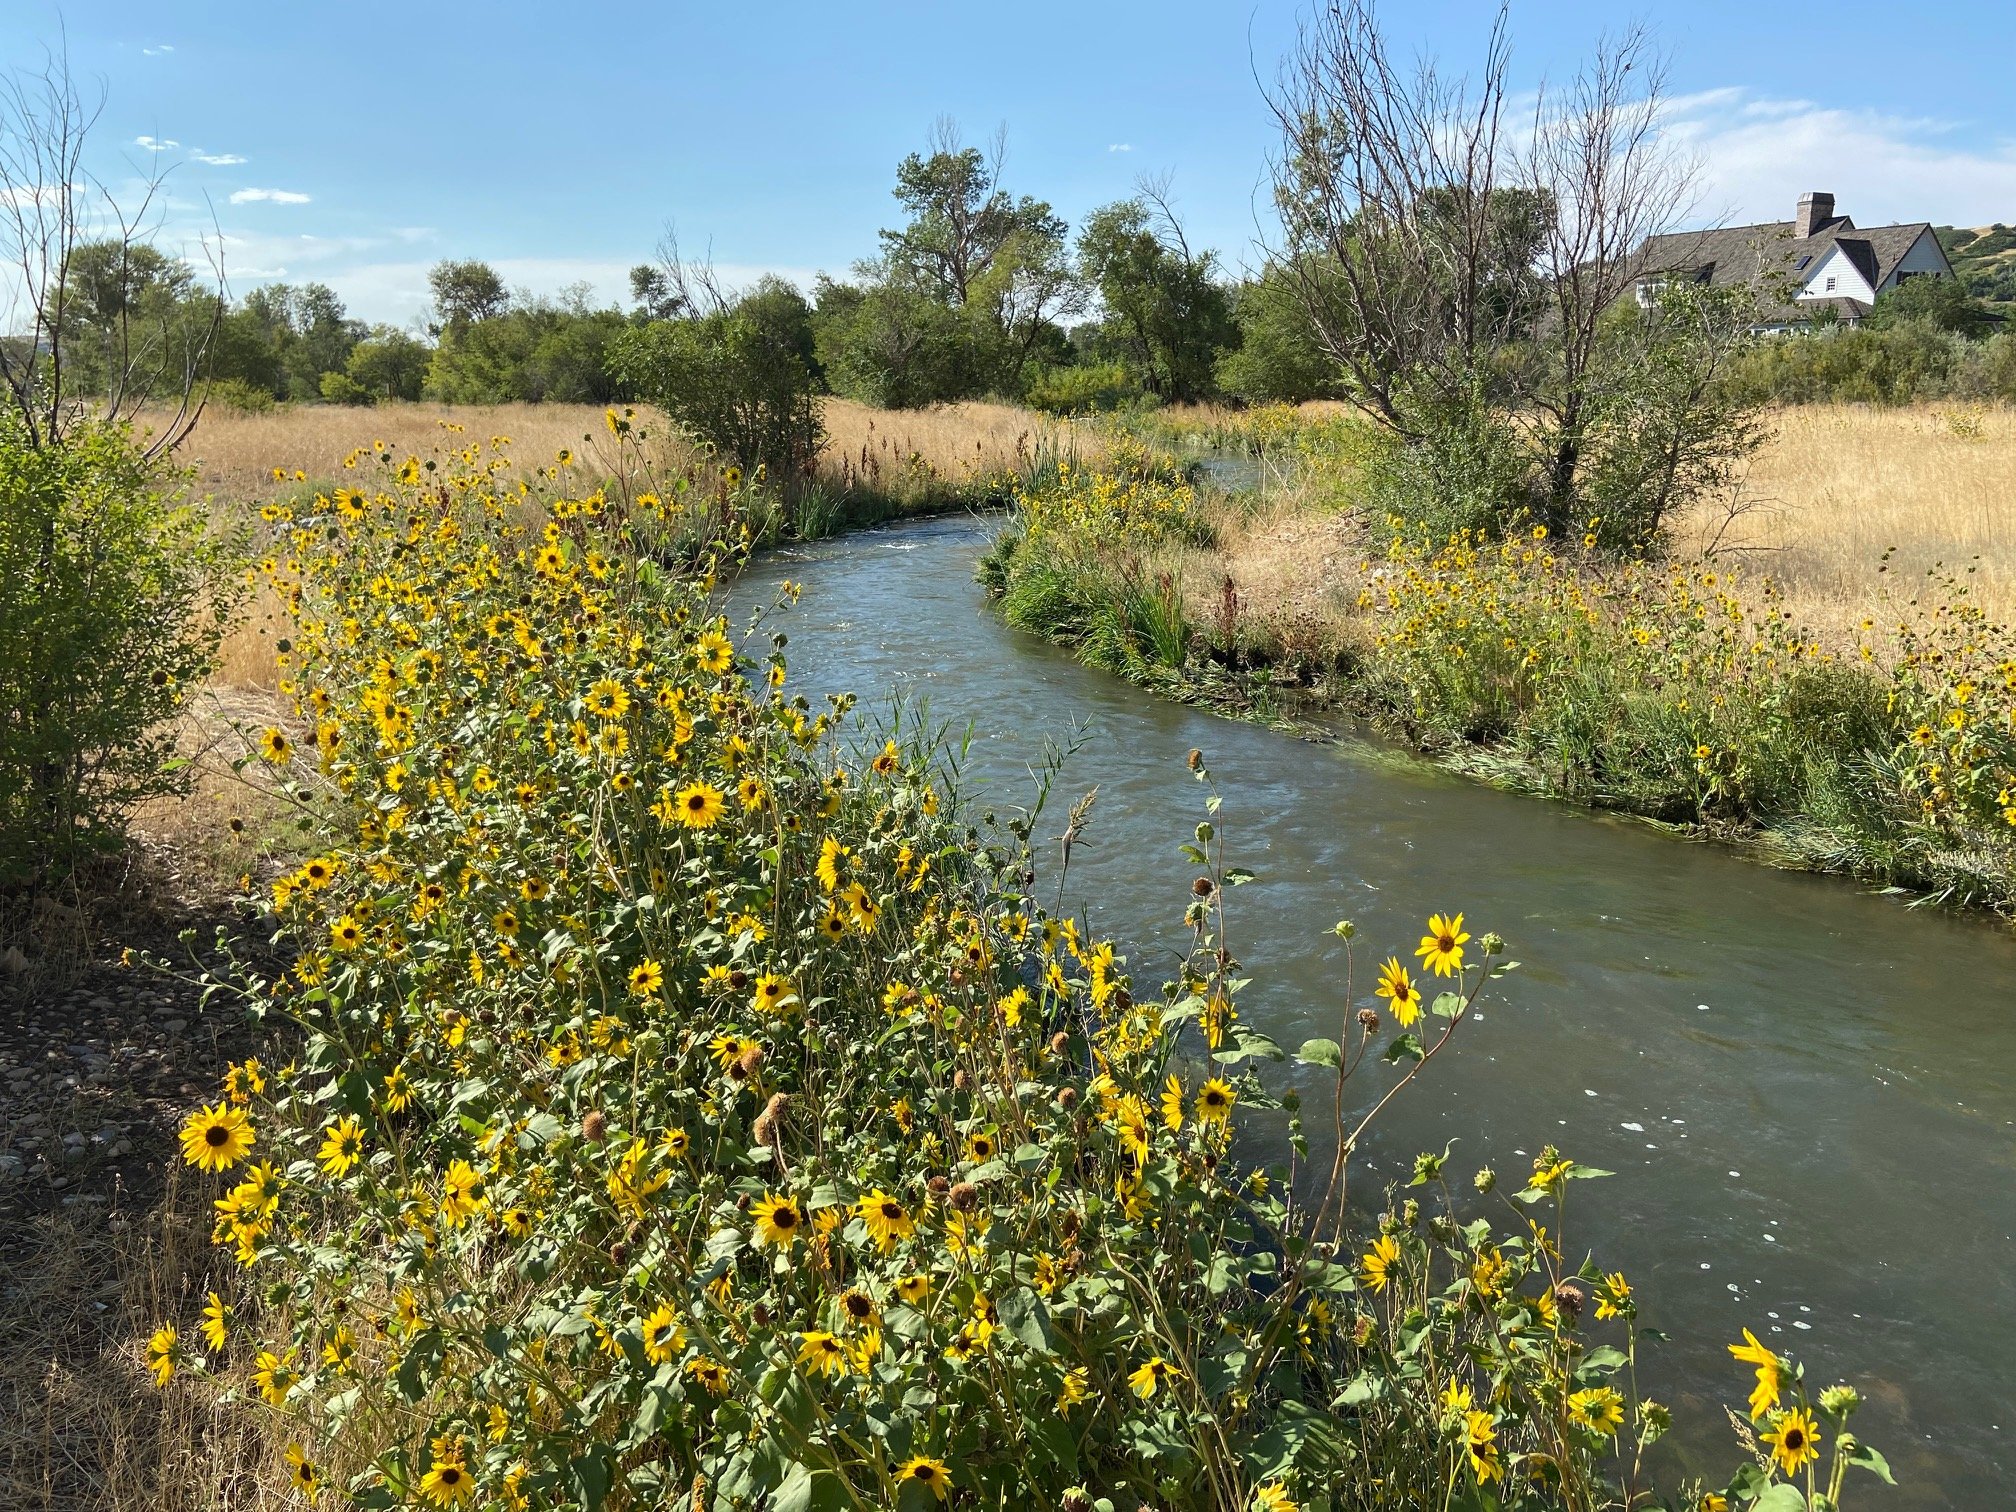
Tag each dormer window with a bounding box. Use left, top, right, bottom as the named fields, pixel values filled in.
left=1794, top=255, right=1812, bottom=270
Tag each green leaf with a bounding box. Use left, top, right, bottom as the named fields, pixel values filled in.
left=774, top=1463, right=846, bottom=1512
left=1179, top=844, right=1209, bottom=864
left=1845, top=1441, right=1896, bottom=1485
left=1430, top=992, right=1465, bottom=1020
left=1381, top=1033, right=1426, bottom=1064
left=997, top=1288, right=1059, bottom=1356
left=1294, top=1038, right=1343, bottom=1070
left=569, top=1446, right=615, bottom=1511
left=1750, top=1483, right=1807, bottom=1511
left=1223, top=867, right=1256, bottom=885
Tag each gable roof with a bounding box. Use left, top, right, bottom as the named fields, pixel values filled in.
left=1634, top=216, right=1940, bottom=321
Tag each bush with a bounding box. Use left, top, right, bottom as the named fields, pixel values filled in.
left=207, top=376, right=278, bottom=414
left=609, top=279, right=824, bottom=478
left=1025, top=360, right=1140, bottom=415
left=318, top=370, right=374, bottom=406
left=149, top=437, right=1892, bottom=1510
left=0, top=417, right=241, bottom=886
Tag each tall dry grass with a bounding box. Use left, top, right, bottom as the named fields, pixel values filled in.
left=1673, top=402, right=2016, bottom=636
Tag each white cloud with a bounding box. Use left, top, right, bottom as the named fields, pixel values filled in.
left=192, top=151, right=248, bottom=166
left=229, top=187, right=311, bottom=205
left=135, top=135, right=179, bottom=152
left=1662, top=88, right=2016, bottom=230
left=141, top=44, right=175, bottom=57
left=1108, top=143, right=1132, bottom=153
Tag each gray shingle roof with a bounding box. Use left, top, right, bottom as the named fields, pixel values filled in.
left=1633, top=216, right=1939, bottom=323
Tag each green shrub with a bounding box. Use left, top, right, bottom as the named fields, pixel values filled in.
left=0, top=417, right=242, bottom=886
left=608, top=279, right=825, bottom=478
left=207, top=377, right=278, bottom=414
left=1025, top=360, right=1140, bottom=415
left=318, top=370, right=374, bottom=405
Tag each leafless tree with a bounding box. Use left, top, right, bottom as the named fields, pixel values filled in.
left=1264, top=2, right=1736, bottom=539
left=0, top=44, right=222, bottom=456
left=1514, top=26, right=1697, bottom=513
left=1264, top=0, right=1522, bottom=436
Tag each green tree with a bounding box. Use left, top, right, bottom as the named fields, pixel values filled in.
left=1217, top=264, right=1340, bottom=403
left=427, top=259, right=510, bottom=332
left=1866, top=275, right=1997, bottom=338
left=608, top=276, right=823, bottom=480
left=1077, top=193, right=1235, bottom=403
left=817, top=124, right=1079, bottom=404
left=344, top=327, right=431, bottom=401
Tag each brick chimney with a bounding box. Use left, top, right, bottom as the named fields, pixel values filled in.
left=1795, top=192, right=1835, bottom=239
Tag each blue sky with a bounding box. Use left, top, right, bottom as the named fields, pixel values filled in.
left=5, top=0, right=2014, bottom=324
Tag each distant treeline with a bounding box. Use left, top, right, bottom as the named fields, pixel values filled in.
left=18, top=129, right=2016, bottom=419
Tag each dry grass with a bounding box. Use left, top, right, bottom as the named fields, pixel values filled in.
left=1674, top=402, right=2016, bottom=637
left=0, top=1171, right=294, bottom=1512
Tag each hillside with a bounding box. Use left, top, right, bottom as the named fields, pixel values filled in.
left=1937, top=223, right=2016, bottom=307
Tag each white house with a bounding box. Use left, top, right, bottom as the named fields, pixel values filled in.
left=1633, top=193, right=1953, bottom=331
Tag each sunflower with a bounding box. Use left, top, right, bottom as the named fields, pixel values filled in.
left=1761, top=1405, right=1822, bottom=1474
left=628, top=960, right=665, bottom=998
left=501, top=1206, right=534, bottom=1239
left=751, top=973, right=797, bottom=1016
left=817, top=909, right=848, bottom=942
left=419, top=1456, right=474, bottom=1507
left=854, top=1189, right=915, bottom=1251
left=737, top=775, right=765, bottom=810
left=1463, top=1410, right=1503, bottom=1484
left=258, top=727, right=293, bottom=764
left=838, top=1287, right=880, bottom=1328
left=1252, top=1486, right=1298, bottom=1512
left=895, top=1273, right=933, bottom=1305
left=1361, top=1233, right=1400, bottom=1293
left=178, top=1102, right=254, bottom=1172
left=685, top=1357, right=730, bottom=1395
left=1374, top=956, right=1422, bottom=1026
left=870, top=740, right=900, bottom=776
left=318, top=1115, right=365, bottom=1176
left=329, top=914, right=364, bottom=951
left=1160, top=1075, right=1185, bottom=1132
left=520, top=876, right=548, bottom=902
left=1128, top=1356, right=1182, bottom=1400
left=284, top=1442, right=321, bottom=1496
left=440, top=1159, right=489, bottom=1225
left=673, top=782, right=726, bottom=829
left=1414, top=912, right=1470, bottom=977
left=1568, top=1385, right=1625, bottom=1436
left=751, top=1194, right=804, bottom=1248
left=964, top=1131, right=996, bottom=1162
left=694, top=631, right=734, bottom=677
left=796, top=1329, right=848, bottom=1377
left=1729, top=1329, right=1783, bottom=1420
left=145, top=1324, right=178, bottom=1386
left=200, top=1292, right=231, bottom=1352
left=585, top=678, right=630, bottom=719
left=1195, top=1077, right=1237, bottom=1124
left=642, top=1303, right=686, bottom=1364
left=895, top=1457, right=951, bottom=1502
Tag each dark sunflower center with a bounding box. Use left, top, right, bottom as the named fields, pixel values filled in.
left=774, top=1209, right=797, bottom=1229
left=880, top=1201, right=903, bottom=1219
left=206, top=1124, right=230, bottom=1146
left=914, top=1467, right=936, bottom=1481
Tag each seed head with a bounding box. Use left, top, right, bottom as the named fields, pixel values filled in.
left=581, top=1110, right=608, bottom=1143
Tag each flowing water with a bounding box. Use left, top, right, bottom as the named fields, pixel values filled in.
left=733, top=514, right=2016, bottom=1506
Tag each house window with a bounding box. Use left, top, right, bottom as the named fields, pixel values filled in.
left=1794, top=255, right=1812, bottom=270
left=1825, top=276, right=1837, bottom=292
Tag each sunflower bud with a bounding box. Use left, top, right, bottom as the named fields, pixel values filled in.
left=1357, top=1007, right=1380, bottom=1032
left=1554, top=1281, right=1585, bottom=1319
left=728, top=968, right=749, bottom=991
left=926, top=1175, right=950, bottom=1198
left=1473, top=1165, right=1496, bottom=1194
left=1062, top=1491, right=1094, bottom=1512
left=1481, top=931, right=1506, bottom=955
left=581, top=1110, right=608, bottom=1143
left=1191, top=876, right=1213, bottom=896
left=1186, top=748, right=1204, bottom=771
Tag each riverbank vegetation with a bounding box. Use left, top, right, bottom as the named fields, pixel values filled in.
left=972, top=2, right=2016, bottom=921
left=124, top=427, right=1888, bottom=1511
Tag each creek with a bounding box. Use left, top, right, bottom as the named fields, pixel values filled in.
left=734, top=513, right=2016, bottom=1506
